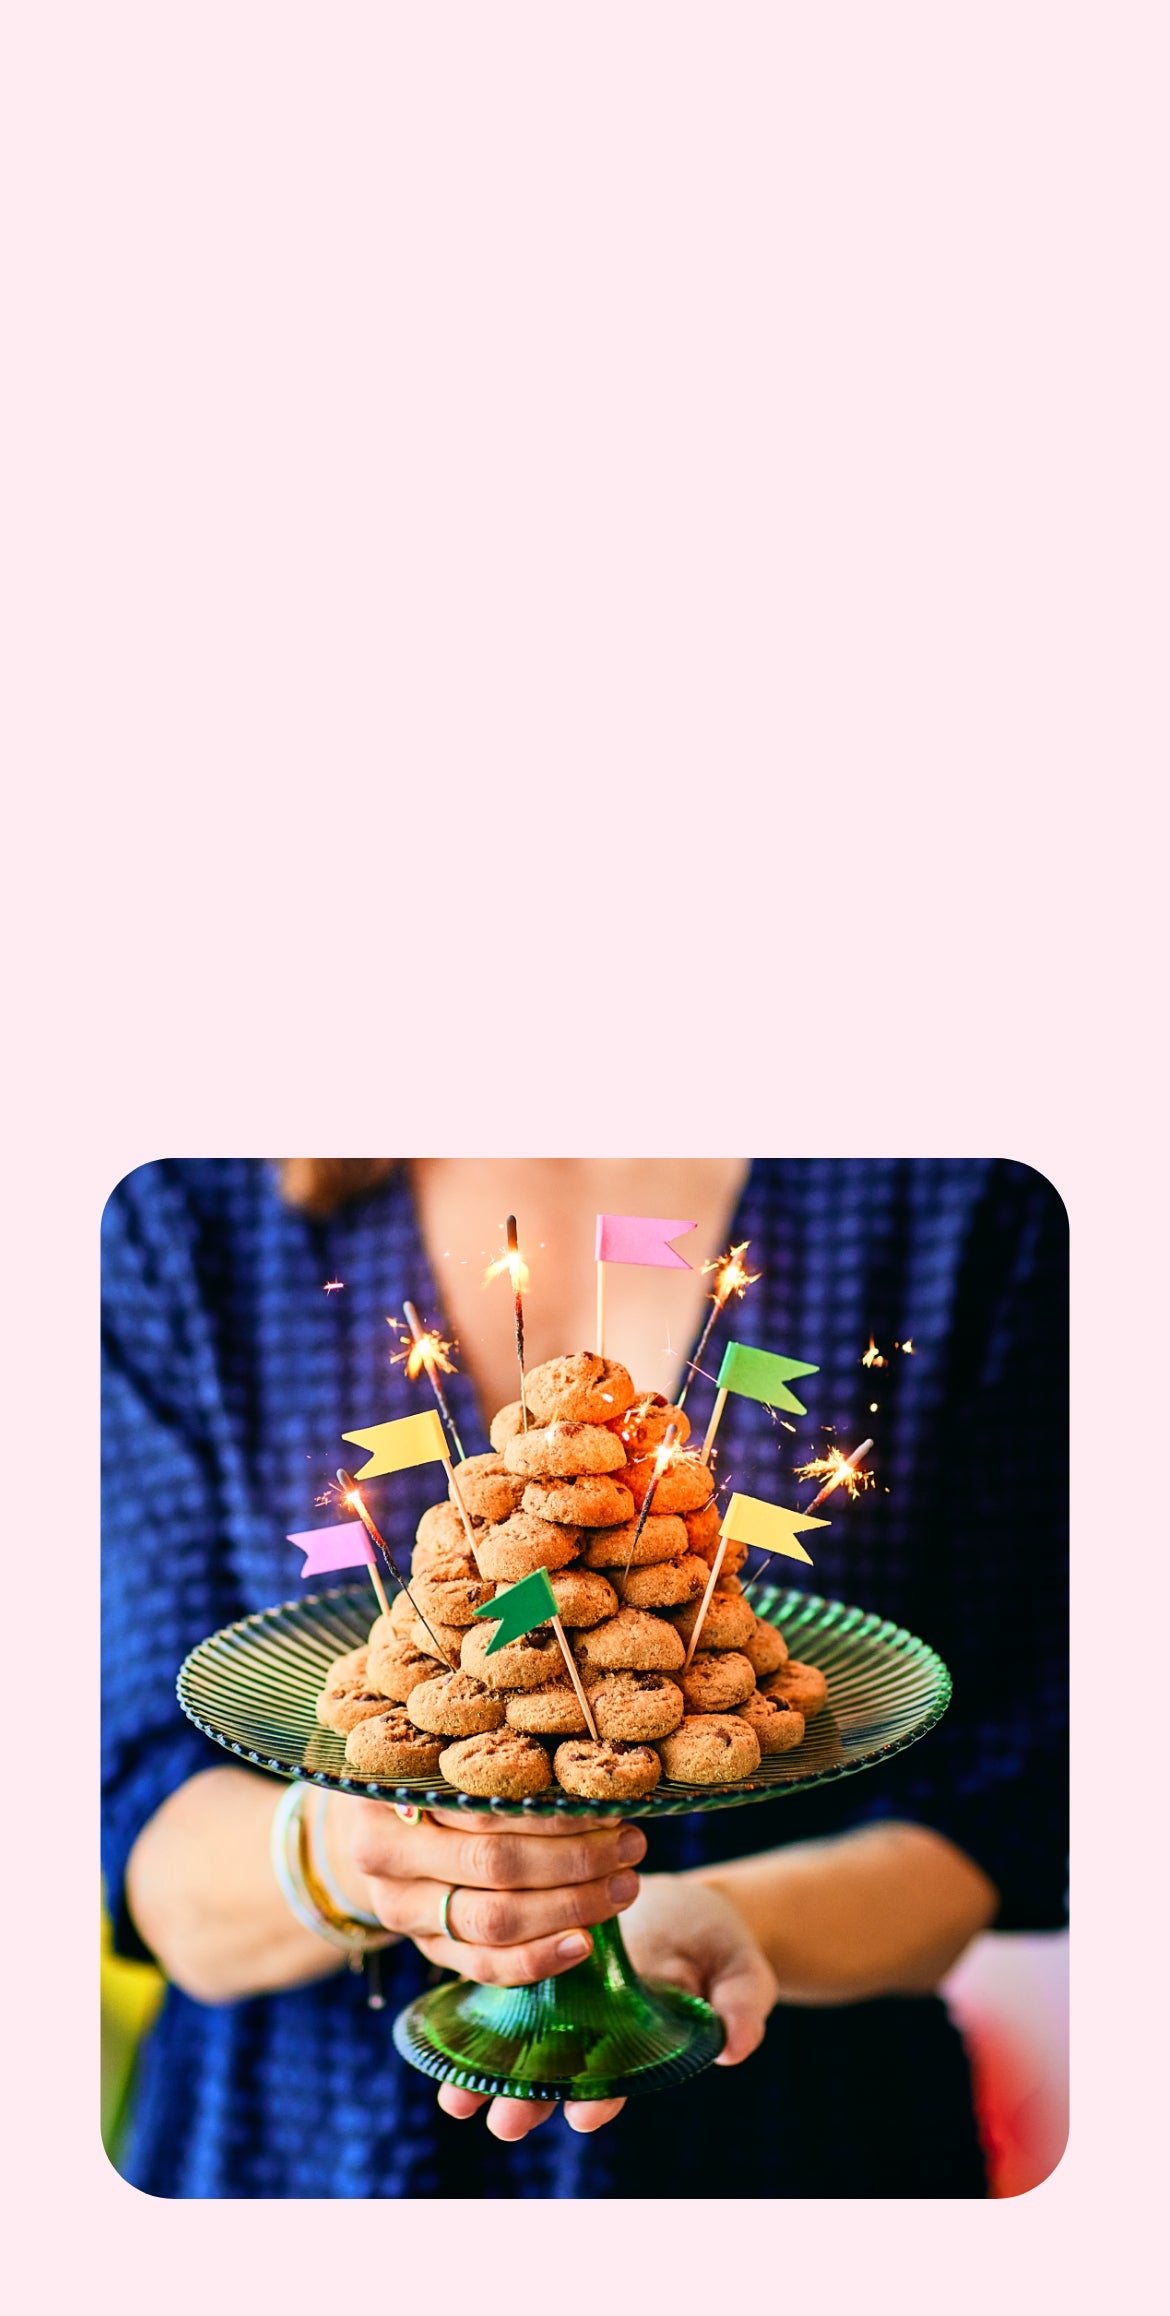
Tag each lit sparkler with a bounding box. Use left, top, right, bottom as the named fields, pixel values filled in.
left=677, top=1241, right=761, bottom=1410
left=795, top=1439, right=875, bottom=1512
left=484, top=1215, right=530, bottom=1428
left=861, top=1337, right=887, bottom=1368
left=391, top=1304, right=466, bottom=1462
left=617, top=1423, right=679, bottom=1599
left=323, top=1279, right=344, bottom=1294
left=336, top=1468, right=459, bottom=1667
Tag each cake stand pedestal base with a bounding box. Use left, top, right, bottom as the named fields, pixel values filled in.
left=392, top=1914, right=724, bottom=2101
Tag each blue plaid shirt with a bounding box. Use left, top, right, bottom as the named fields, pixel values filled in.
left=102, top=1158, right=1067, bottom=2197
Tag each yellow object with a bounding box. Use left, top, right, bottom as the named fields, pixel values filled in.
left=719, top=1492, right=830, bottom=1564
left=341, top=1408, right=448, bottom=1479
left=101, top=1900, right=164, bottom=2158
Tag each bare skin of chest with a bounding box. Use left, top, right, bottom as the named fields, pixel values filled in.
left=408, top=1158, right=749, bottom=1423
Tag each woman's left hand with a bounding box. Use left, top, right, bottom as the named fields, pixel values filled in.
left=437, top=1874, right=778, bottom=2141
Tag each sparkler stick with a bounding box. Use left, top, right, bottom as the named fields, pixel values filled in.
left=399, top=1302, right=466, bottom=1461
left=335, top=1470, right=459, bottom=1666
left=484, top=1218, right=530, bottom=1428
left=801, top=1437, right=875, bottom=1514
left=677, top=1242, right=760, bottom=1410
left=617, top=1423, right=678, bottom=1599
left=506, top=1216, right=528, bottom=1429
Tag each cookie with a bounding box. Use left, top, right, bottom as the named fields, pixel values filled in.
left=503, top=1422, right=627, bottom=1479
left=621, top=1452, right=715, bottom=1515
left=366, top=1626, right=445, bottom=1703
left=315, top=1647, right=399, bottom=1733
left=448, top=1452, right=526, bottom=1524
left=742, top=1615, right=789, bottom=1678
left=553, top=1738, right=661, bottom=1800
left=523, top=1353, right=636, bottom=1426
left=657, top=1714, right=761, bottom=1784
left=736, top=1690, right=806, bottom=1753
left=439, top=1729, right=554, bottom=1798
left=620, top=1554, right=710, bottom=1608
left=474, top=1512, right=582, bottom=1581
left=386, top=1589, right=418, bottom=1632
left=581, top=1513, right=689, bottom=1568
left=488, top=1400, right=531, bottom=1451
left=683, top=1501, right=724, bottom=1560
left=678, top=1650, right=757, bottom=1713
left=671, top=1589, right=757, bottom=1653
left=343, top=1709, right=447, bottom=1780
left=415, top=1501, right=475, bottom=1560
left=521, top=1475, right=636, bottom=1528
left=573, top=1607, right=686, bottom=1673
left=587, top=1670, right=685, bottom=1742
left=406, top=1668, right=509, bottom=1737
left=609, top=1392, right=692, bottom=1456
left=412, top=1561, right=498, bottom=1627
left=460, top=1620, right=567, bottom=1691
left=407, top=1612, right=465, bottom=1669
left=762, top=1660, right=829, bottom=1718
left=497, top=1566, right=617, bottom=1627
left=505, top=1681, right=591, bottom=1736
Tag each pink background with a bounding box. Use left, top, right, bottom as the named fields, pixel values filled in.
left=5, top=0, right=1162, bottom=2303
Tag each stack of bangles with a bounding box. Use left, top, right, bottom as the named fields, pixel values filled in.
left=271, top=1784, right=399, bottom=2008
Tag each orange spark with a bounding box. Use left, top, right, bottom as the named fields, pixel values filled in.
left=861, top=1337, right=887, bottom=1368
left=794, top=1443, right=875, bottom=1503
left=701, top=1239, right=761, bottom=1308
left=323, top=1279, right=344, bottom=1293
left=901, top=1338, right=915, bottom=1354
left=483, top=1238, right=530, bottom=1293
left=387, top=1314, right=456, bottom=1382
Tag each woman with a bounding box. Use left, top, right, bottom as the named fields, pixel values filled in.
left=102, top=1156, right=1067, bottom=2196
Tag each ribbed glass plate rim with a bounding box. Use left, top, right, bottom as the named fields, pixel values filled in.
left=177, top=1583, right=952, bottom=1820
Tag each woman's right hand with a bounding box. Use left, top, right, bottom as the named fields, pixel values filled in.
left=327, top=1797, right=645, bottom=1983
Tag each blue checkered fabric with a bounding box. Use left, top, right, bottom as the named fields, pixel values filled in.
left=102, top=1159, right=1067, bottom=2197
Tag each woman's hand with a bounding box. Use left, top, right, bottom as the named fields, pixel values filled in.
left=437, top=1874, right=778, bottom=2141
left=333, top=1799, right=645, bottom=1981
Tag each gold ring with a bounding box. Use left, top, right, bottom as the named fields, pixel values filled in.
left=437, top=1884, right=460, bottom=1942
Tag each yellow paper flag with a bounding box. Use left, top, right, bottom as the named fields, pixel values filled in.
left=341, top=1408, right=448, bottom=1479
left=719, top=1493, right=830, bottom=1565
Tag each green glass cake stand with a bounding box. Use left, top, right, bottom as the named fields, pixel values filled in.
left=178, top=1583, right=951, bottom=2104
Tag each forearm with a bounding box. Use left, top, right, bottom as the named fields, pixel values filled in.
left=694, top=1821, right=998, bottom=2005
left=125, top=1767, right=368, bottom=2004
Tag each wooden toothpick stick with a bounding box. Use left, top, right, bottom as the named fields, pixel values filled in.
left=699, top=1388, right=727, bottom=1466
left=683, top=1534, right=728, bottom=1668
left=550, top=1615, right=599, bottom=1739
left=443, top=1454, right=485, bottom=1574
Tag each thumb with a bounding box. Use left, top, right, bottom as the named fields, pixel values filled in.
left=707, top=1943, right=778, bottom=2067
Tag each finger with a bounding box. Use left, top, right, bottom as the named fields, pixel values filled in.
left=411, top=1924, right=595, bottom=1984
left=427, top=1808, right=625, bottom=1836
left=708, top=1951, right=779, bottom=2067
left=563, top=2098, right=627, bottom=2134
left=436, top=2085, right=487, bottom=2121
left=350, top=1807, right=645, bottom=1892
left=367, top=1868, right=638, bottom=1944
left=485, top=2097, right=557, bottom=2140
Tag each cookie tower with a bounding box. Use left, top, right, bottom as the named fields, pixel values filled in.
left=316, top=1353, right=829, bottom=1797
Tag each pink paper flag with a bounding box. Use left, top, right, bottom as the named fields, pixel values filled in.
left=595, top=1214, right=698, bottom=1269
left=287, top=1520, right=375, bottom=1579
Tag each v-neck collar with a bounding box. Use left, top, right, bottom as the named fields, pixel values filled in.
left=396, top=1160, right=762, bottom=1440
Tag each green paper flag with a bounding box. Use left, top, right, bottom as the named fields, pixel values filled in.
left=472, top=1566, right=559, bottom=1655
left=716, top=1340, right=820, bottom=1416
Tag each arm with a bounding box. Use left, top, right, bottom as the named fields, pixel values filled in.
left=689, top=1820, right=998, bottom=2003
left=125, top=1766, right=647, bottom=2006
